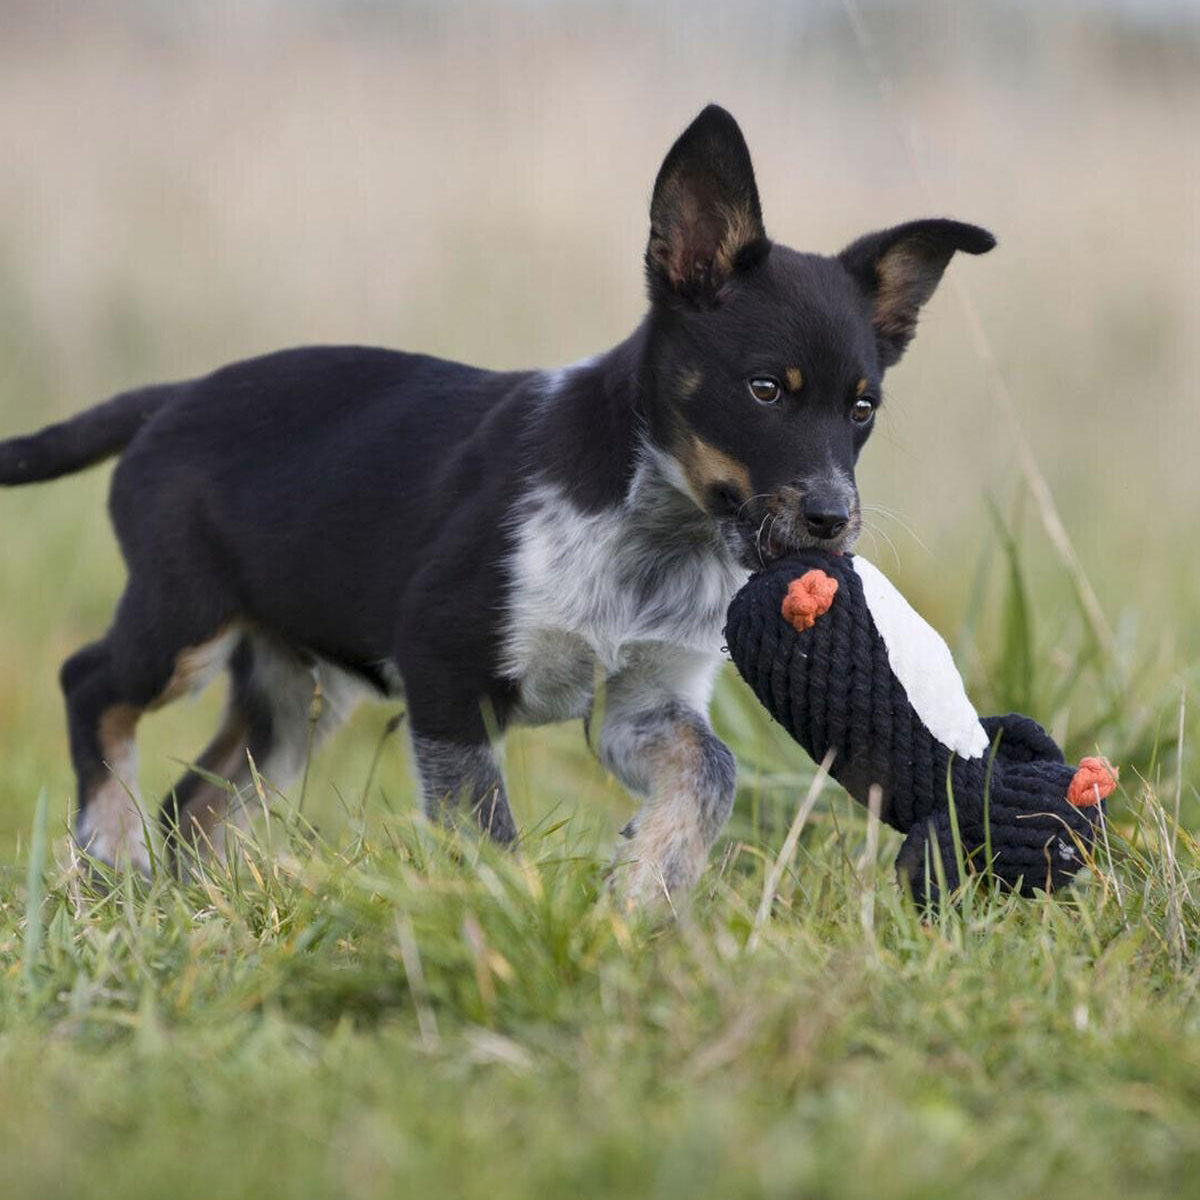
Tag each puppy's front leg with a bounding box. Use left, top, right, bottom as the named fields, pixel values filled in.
left=411, top=732, right=518, bottom=844
left=593, top=686, right=736, bottom=907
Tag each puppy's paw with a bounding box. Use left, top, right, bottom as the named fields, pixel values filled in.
left=608, top=833, right=704, bottom=915
left=75, top=794, right=153, bottom=878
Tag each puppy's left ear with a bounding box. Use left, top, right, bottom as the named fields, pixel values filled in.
left=646, top=105, right=769, bottom=307
left=839, top=219, right=995, bottom=368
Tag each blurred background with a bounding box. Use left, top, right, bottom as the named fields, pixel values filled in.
left=0, top=0, right=1197, bottom=857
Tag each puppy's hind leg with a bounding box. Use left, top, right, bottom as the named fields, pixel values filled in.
left=61, top=639, right=150, bottom=874
left=159, top=635, right=270, bottom=868
left=161, top=633, right=364, bottom=869
left=63, top=581, right=237, bottom=875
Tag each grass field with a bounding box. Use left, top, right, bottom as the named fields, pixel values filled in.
left=1, top=3, right=1199, bottom=1197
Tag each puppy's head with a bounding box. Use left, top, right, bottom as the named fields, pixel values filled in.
left=641, top=104, right=995, bottom=569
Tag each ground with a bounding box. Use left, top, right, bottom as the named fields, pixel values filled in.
left=0, top=477, right=1197, bottom=1197
left=1, top=4, right=1199, bottom=1196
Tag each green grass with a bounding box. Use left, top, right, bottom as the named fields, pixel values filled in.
left=2, top=742, right=1199, bottom=1200
left=1, top=515, right=1198, bottom=1199
left=2, top=8, right=1199, bottom=1194
left=0, top=397, right=1196, bottom=1200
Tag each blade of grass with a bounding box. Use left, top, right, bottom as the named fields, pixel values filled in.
left=21, top=787, right=49, bottom=992
left=859, top=783, right=882, bottom=943
left=986, top=497, right=1035, bottom=715
left=747, top=749, right=833, bottom=953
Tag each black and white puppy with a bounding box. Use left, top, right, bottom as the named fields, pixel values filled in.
left=0, top=105, right=993, bottom=901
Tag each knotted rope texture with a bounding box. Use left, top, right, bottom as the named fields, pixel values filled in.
left=724, top=552, right=1115, bottom=905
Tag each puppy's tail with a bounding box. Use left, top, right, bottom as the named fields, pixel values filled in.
left=0, top=384, right=172, bottom=486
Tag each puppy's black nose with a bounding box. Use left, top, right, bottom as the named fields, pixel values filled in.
left=803, top=500, right=850, bottom=540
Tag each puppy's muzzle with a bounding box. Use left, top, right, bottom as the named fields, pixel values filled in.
left=800, top=489, right=851, bottom=540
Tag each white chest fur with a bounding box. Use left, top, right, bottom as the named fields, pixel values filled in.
left=501, top=459, right=747, bottom=725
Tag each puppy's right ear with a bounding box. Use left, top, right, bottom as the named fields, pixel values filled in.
left=646, top=105, right=769, bottom=307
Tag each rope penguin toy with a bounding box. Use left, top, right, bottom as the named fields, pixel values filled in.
left=724, top=551, right=1117, bottom=905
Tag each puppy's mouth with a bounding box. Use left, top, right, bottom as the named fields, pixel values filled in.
left=723, top=512, right=860, bottom=571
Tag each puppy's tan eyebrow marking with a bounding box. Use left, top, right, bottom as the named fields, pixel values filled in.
left=785, top=367, right=804, bottom=393
left=855, top=377, right=868, bottom=397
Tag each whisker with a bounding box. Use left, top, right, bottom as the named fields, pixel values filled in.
left=860, top=504, right=929, bottom=552
left=861, top=518, right=901, bottom=569
left=754, top=513, right=771, bottom=567
left=735, top=492, right=774, bottom=522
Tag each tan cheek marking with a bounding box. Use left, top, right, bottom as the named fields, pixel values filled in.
left=678, top=368, right=704, bottom=400
left=785, top=367, right=803, bottom=393
left=678, top=434, right=752, bottom=508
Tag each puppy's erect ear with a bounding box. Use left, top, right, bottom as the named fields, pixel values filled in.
left=839, top=219, right=996, bottom=368
left=646, top=105, right=769, bottom=306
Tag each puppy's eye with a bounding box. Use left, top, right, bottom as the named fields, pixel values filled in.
left=748, top=377, right=781, bottom=405
left=851, top=397, right=876, bottom=424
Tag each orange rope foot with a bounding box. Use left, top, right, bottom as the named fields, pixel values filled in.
left=1067, top=756, right=1118, bottom=807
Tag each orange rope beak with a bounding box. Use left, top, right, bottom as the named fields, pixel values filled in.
left=781, top=569, right=839, bottom=632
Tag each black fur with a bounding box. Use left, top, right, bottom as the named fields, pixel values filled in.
left=0, top=104, right=995, bottom=875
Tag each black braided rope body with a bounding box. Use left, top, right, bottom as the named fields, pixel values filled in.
left=724, top=551, right=1101, bottom=903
